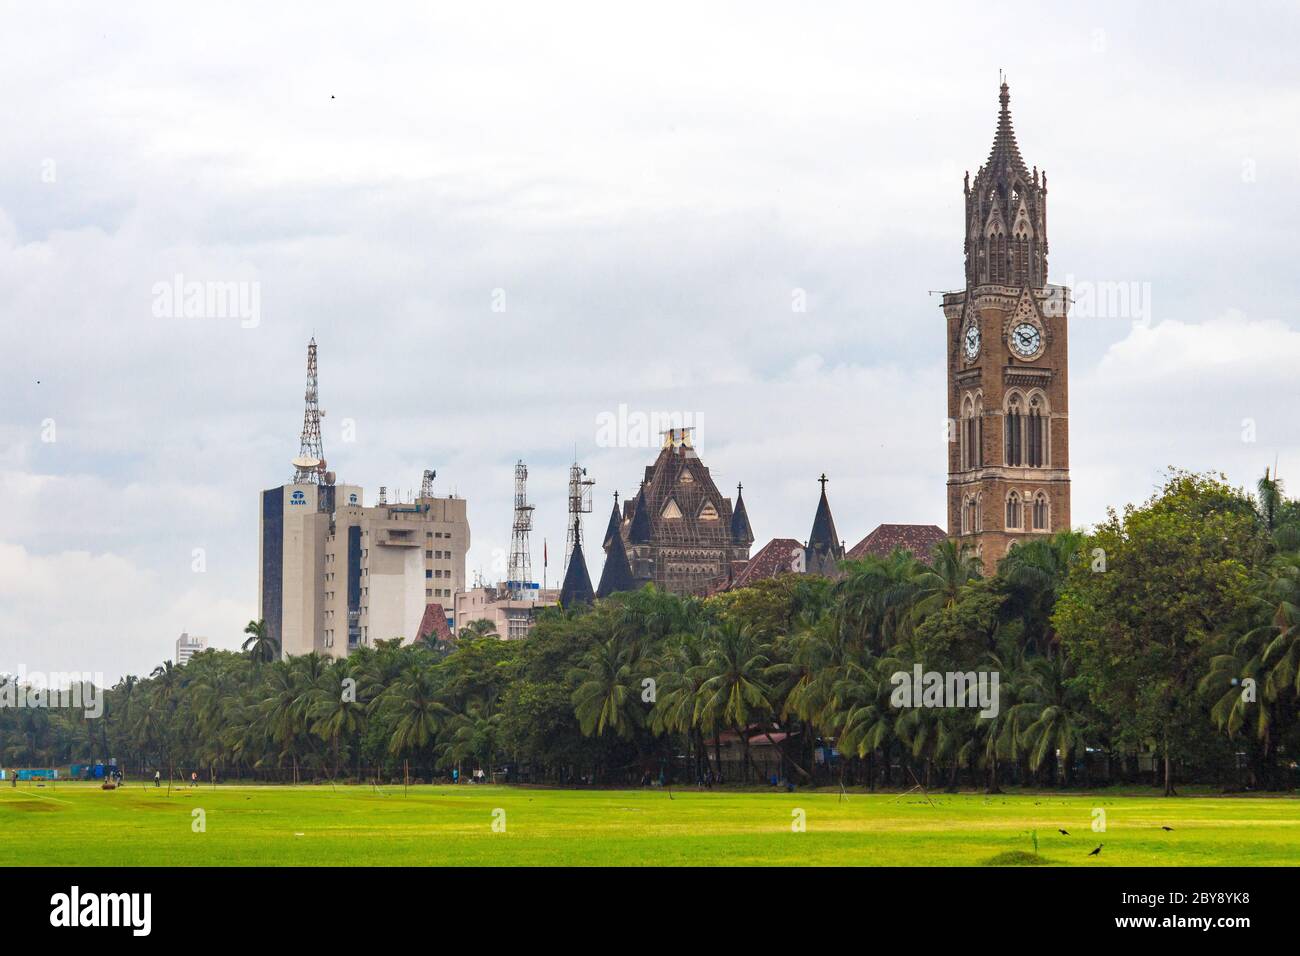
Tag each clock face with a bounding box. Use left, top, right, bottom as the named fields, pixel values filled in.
left=963, top=323, right=980, bottom=360
left=1010, top=322, right=1042, bottom=357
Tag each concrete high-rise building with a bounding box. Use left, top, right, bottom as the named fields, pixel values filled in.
left=261, top=481, right=470, bottom=658
left=175, top=632, right=208, bottom=665
left=258, top=340, right=470, bottom=658
left=259, top=481, right=332, bottom=658
left=322, top=487, right=469, bottom=653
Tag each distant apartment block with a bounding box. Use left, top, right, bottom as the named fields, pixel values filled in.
left=175, top=632, right=208, bottom=665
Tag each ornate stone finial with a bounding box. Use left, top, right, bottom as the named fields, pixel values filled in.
left=818, top=473, right=828, bottom=492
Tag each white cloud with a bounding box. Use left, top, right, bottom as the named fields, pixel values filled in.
left=1, top=2, right=1298, bottom=680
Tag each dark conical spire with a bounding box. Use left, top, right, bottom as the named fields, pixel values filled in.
left=807, top=474, right=843, bottom=565
left=628, top=485, right=652, bottom=543
left=596, top=523, right=636, bottom=598
left=559, top=517, right=594, bottom=608
left=602, top=491, right=621, bottom=549
left=730, top=481, right=753, bottom=546
left=985, top=78, right=1030, bottom=183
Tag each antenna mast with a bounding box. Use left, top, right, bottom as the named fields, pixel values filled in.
left=563, top=458, right=595, bottom=569
left=420, top=469, right=437, bottom=498
left=291, top=338, right=326, bottom=484
left=507, top=460, right=534, bottom=600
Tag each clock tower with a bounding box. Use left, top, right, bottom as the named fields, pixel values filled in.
left=942, top=81, right=1070, bottom=567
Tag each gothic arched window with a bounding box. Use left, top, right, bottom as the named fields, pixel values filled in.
left=1027, top=391, right=1049, bottom=468
left=1032, top=492, right=1049, bottom=531
left=1004, top=392, right=1024, bottom=467
left=960, top=394, right=981, bottom=471
left=1006, top=491, right=1023, bottom=530
left=1013, top=236, right=1029, bottom=285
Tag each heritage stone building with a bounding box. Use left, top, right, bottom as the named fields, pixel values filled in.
left=942, top=82, right=1071, bottom=566
left=603, top=429, right=752, bottom=597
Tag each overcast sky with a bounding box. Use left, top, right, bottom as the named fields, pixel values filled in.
left=3, top=2, right=1299, bottom=681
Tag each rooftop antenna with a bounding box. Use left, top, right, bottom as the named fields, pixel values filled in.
left=291, top=338, right=327, bottom=484
left=420, top=469, right=437, bottom=498
left=506, top=461, right=535, bottom=600
left=563, top=457, right=595, bottom=570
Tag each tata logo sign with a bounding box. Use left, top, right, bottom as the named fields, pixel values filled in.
left=290, top=490, right=307, bottom=506
left=349, top=494, right=358, bottom=504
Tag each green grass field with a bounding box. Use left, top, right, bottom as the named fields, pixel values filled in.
left=2, top=782, right=1297, bottom=866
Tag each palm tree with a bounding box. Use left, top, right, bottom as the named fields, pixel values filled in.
left=438, top=701, right=503, bottom=780
left=694, top=620, right=774, bottom=782
left=242, top=619, right=279, bottom=664
left=1202, top=550, right=1300, bottom=788
left=458, top=619, right=499, bottom=639
left=570, top=637, right=643, bottom=739
left=834, top=551, right=925, bottom=653
left=999, top=531, right=1083, bottom=657
left=649, top=632, right=713, bottom=779
left=1256, top=468, right=1282, bottom=533
left=912, top=539, right=982, bottom=619
left=386, top=666, right=451, bottom=759
left=1007, top=654, right=1090, bottom=787
left=309, top=660, right=365, bottom=780
left=260, top=661, right=307, bottom=782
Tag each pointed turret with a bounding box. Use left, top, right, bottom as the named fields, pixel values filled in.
left=806, top=474, right=844, bottom=574
left=597, top=523, right=636, bottom=598
left=559, top=516, right=594, bottom=608
left=730, top=482, right=754, bottom=548
left=628, top=485, right=652, bottom=544
left=984, top=80, right=1031, bottom=184
left=602, top=491, right=621, bottom=549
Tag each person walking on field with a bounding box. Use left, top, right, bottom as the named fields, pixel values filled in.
left=154, top=770, right=161, bottom=788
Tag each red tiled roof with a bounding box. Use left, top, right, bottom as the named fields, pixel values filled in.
left=412, top=603, right=452, bottom=644
left=846, top=524, right=947, bottom=564
left=712, top=537, right=804, bottom=593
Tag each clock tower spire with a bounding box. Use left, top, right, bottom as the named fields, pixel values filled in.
left=942, top=80, right=1071, bottom=567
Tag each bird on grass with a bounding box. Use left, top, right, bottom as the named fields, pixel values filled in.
left=1058, top=829, right=1069, bottom=835
left=1088, top=844, right=1103, bottom=857
left=1161, top=826, right=1174, bottom=831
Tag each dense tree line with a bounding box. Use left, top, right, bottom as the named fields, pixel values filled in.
left=4, top=469, right=1298, bottom=794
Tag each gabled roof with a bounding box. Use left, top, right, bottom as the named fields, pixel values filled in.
left=713, top=537, right=804, bottom=593
left=847, top=524, right=947, bottom=564
left=631, top=440, right=737, bottom=548
left=559, top=533, right=594, bottom=608
left=597, top=525, right=637, bottom=599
